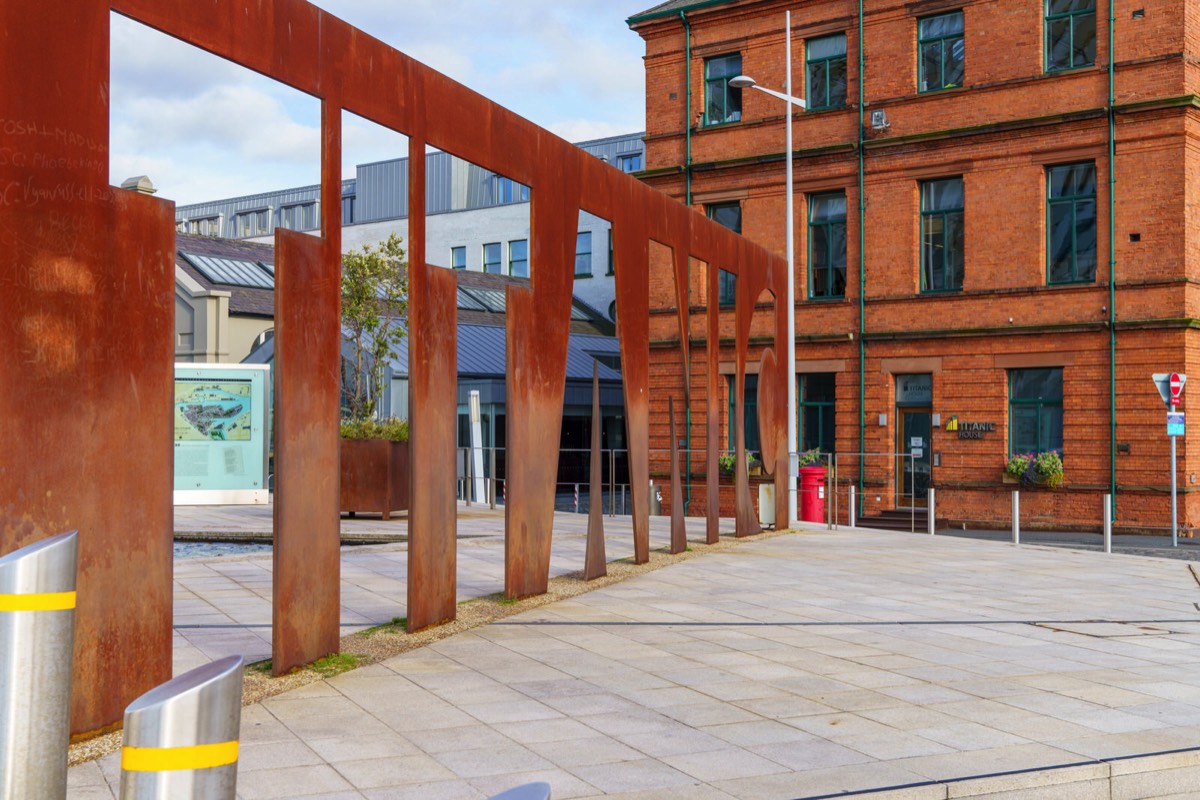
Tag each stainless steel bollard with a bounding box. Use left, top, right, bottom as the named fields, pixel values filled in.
left=927, top=488, right=936, bottom=536
left=120, top=655, right=244, bottom=800
left=1012, top=491, right=1020, bottom=545
left=1103, top=493, right=1112, bottom=554
left=488, top=782, right=551, bottom=800
left=849, top=485, right=856, bottom=528
left=0, top=530, right=78, bottom=800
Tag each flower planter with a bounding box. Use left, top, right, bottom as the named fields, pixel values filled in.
left=340, top=438, right=409, bottom=520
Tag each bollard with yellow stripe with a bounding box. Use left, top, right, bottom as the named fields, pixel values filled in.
left=0, top=530, right=79, bottom=800
left=119, top=655, right=244, bottom=800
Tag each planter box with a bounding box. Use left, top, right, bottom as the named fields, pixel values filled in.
left=340, top=438, right=409, bottom=520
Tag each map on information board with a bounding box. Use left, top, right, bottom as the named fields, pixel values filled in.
left=175, top=382, right=253, bottom=441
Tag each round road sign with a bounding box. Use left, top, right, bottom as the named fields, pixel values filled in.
left=1171, top=373, right=1184, bottom=405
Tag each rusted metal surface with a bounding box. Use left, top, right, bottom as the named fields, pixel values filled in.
left=339, top=439, right=410, bottom=519
left=0, top=0, right=175, bottom=734
left=405, top=126, right=461, bottom=631
left=406, top=261, right=460, bottom=630
left=758, top=347, right=789, bottom=531
left=504, top=132, right=582, bottom=598
left=668, top=396, right=687, bottom=554
left=612, top=185, right=652, bottom=564
left=272, top=229, right=341, bottom=675
left=2, top=0, right=791, bottom=732
left=584, top=363, right=606, bottom=580
left=734, top=241, right=763, bottom=539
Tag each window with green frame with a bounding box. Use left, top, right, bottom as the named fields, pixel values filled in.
left=918, top=11, right=964, bottom=92
left=482, top=242, right=502, bottom=274
left=806, top=34, right=847, bottom=110
left=808, top=191, right=847, bottom=299
left=708, top=202, right=742, bottom=306
left=727, top=373, right=760, bottom=453
left=574, top=232, right=592, bottom=277
left=607, top=230, right=614, bottom=275
left=799, top=373, right=836, bottom=453
left=920, top=177, right=964, bottom=292
left=704, top=54, right=742, bottom=126
left=508, top=239, right=529, bottom=278
left=451, top=246, right=466, bottom=270
left=718, top=270, right=736, bottom=307
left=1009, top=368, right=1063, bottom=454
left=1047, top=162, right=1096, bottom=284
left=1045, top=0, right=1095, bottom=71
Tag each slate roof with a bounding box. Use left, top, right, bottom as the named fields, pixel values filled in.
left=176, top=234, right=615, bottom=336
left=387, top=323, right=622, bottom=381
left=245, top=322, right=622, bottom=384
left=627, top=0, right=738, bottom=24
left=176, top=233, right=275, bottom=317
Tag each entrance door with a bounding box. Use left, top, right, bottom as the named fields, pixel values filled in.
left=897, top=408, right=931, bottom=508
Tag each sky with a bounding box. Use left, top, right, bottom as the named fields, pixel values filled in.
left=109, top=1, right=652, bottom=207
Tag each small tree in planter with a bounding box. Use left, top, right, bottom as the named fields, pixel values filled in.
left=339, top=233, right=410, bottom=519
left=341, top=232, right=408, bottom=425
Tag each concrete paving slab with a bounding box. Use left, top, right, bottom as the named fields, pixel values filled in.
left=66, top=512, right=1200, bottom=798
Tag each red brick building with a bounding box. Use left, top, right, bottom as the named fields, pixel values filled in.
left=628, top=0, right=1200, bottom=532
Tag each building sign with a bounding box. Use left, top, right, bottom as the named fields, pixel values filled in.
left=896, top=374, right=932, bottom=405
left=174, top=363, right=271, bottom=505
left=945, top=415, right=996, bottom=439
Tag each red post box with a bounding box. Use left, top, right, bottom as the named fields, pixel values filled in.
left=799, top=465, right=827, bottom=523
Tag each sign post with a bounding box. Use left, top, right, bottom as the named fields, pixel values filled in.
left=1152, top=373, right=1187, bottom=546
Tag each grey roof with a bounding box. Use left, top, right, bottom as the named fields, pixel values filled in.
left=176, top=233, right=275, bottom=317
left=245, top=322, right=622, bottom=384
left=177, top=234, right=614, bottom=334
left=390, top=323, right=622, bottom=382
left=627, top=0, right=737, bottom=24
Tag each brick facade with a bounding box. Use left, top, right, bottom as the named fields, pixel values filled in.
left=630, top=0, right=1200, bottom=533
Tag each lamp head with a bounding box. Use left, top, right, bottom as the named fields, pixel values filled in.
left=728, top=75, right=757, bottom=89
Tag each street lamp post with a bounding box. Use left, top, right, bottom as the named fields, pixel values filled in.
left=729, top=10, right=805, bottom=526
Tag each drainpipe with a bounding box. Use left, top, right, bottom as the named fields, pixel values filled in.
left=857, top=0, right=866, bottom=517
left=681, top=9, right=694, bottom=513
left=681, top=10, right=693, bottom=206
left=1108, top=0, right=1117, bottom=521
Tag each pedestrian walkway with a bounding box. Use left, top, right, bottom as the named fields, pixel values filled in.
left=68, top=512, right=1200, bottom=799
left=172, top=504, right=706, bottom=675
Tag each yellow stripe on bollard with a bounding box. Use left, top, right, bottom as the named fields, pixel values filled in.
left=121, top=740, right=239, bottom=772
left=0, top=591, right=76, bottom=612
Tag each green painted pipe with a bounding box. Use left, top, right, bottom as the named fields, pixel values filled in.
left=681, top=10, right=694, bottom=514
left=1108, top=0, right=1118, bottom=521
left=857, top=0, right=866, bottom=518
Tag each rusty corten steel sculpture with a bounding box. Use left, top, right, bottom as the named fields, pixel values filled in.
left=405, top=132, right=461, bottom=633
left=668, top=396, right=687, bottom=554
left=272, top=228, right=341, bottom=675
left=584, top=363, right=606, bottom=580
left=0, top=0, right=176, bottom=735
left=2, top=0, right=788, bottom=733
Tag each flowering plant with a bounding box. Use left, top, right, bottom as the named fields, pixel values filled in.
left=797, top=449, right=825, bottom=468
left=1005, top=451, right=1063, bottom=487
left=1005, top=452, right=1033, bottom=478
left=1033, top=450, right=1064, bottom=488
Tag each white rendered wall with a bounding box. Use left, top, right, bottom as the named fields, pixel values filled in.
left=338, top=203, right=616, bottom=319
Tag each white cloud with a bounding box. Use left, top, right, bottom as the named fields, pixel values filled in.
left=110, top=2, right=650, bottom=205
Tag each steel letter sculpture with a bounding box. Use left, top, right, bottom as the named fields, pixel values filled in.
left=1, top=0, right=788, bottom=732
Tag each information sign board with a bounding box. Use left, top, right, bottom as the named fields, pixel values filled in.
left=173, top=363, right=271, bottom=505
